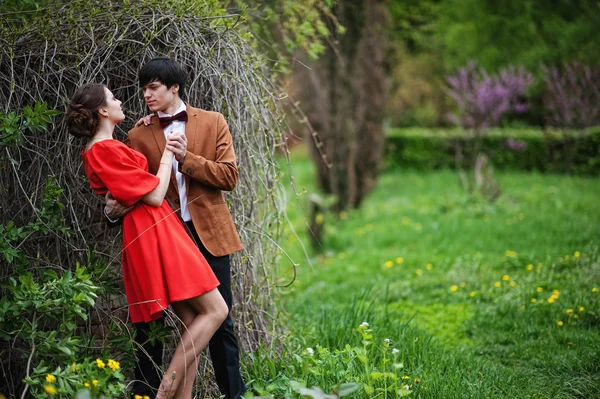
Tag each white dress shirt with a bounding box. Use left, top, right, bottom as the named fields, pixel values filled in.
left=157, top=102, right=191, bottom=222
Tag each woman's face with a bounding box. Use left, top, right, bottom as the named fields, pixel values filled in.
left=103, top=87, right=125, bottom=123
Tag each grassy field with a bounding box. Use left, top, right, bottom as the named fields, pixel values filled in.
left=243, top=146, right=600, bottom=399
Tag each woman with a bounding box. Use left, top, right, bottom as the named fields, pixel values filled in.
left=66, top=84, right=228, bottom=399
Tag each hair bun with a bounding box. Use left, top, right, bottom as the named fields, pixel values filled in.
left=66, top=84, right=106, bottom=139
left=66, top=106, right=98, bottom=139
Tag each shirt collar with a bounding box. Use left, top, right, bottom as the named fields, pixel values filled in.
left=157, top=101, right=186, bottom=118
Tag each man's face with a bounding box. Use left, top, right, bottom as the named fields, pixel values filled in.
left=142, top=80, right=178, bottom=112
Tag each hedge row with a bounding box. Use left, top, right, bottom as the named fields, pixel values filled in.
left=383, top=127, right=600, bottom=175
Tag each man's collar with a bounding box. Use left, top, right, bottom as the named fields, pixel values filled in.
left=157, top=101, right=186, bottom=118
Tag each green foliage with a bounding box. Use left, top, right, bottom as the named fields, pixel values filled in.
left=244, top=320, right=414, bottom=398
left=0, top=103, right=132, bottom=398
left=230, top=0, right=338, bottom=73
left=384, top=127, right=600, bottom=174
left=25, top=358, right=125, bottom=399
left=0, top=102, right=58, bottom=147
left=434, top=0, right=600, bottom=71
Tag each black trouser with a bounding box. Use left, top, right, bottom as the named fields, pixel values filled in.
left=132, top=222, right=245, bottom=399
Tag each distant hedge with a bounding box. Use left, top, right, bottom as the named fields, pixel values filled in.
left=383, top=127, right=600, bottom=174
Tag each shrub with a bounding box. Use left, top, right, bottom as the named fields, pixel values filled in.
left=384, top=127, right=600, bottom=175
left=543, top=62, right=600, bottom=129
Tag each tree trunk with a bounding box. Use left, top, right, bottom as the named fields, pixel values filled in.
left=294, top=0, right=390, bottom=212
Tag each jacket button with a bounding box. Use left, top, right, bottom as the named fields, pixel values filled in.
left=186, top=168, right=193, bottom=174
left=175, top=199, right=180, bottom=204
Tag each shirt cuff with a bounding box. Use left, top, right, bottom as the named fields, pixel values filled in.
left=104, top=207, right=120, bottom=224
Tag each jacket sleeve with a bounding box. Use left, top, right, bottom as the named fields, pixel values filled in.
left=177, top=113, right=239, bottom=191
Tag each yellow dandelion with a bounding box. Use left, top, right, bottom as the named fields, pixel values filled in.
left=566, top=309, right=573, bottom=314
left=402, top=376, right=410, bottom=380
left=92, top=380, right=98, bottom=387
left=415, top=269, right=423, bottom=276
left=494, top=282, right=501, bottom=288
left=547, top=297, right=555, bottom=304
left=593, top=287, right=598, bottom=292
left=531, top=298, right=537, bottom=303
left=469, top=291, right=476, bottom=297
left=553, top=289, right=560, bottom=296
left=536, top=287, right=543, bottom=293
left=426, top=263, right=433, bottom=270
left=96, top=358, right=105, bottom=369
left=45, top=374, right=56, bottom=384
left=574, top=251, right=580, bottom=258
left=526, top=264, right=534, bottom=271
left=579, top=306, right=585, bottom=312
left=71, top=362, right=78, bottom=372
left=107, top=359, right=120, bottom=371
left=84, top=382, right=90, bottom=388
left=509, top=281, right=516, bottom=287
left=44, top=385, right=56, bottom=395
left=396, top=257, right=404, bottom=264
left=384, top=260, right=394, bottom=268
left=414, top=378, right=421, bottom=383
left=451, top=285, right=458, bottom=292
left=134, top=396, right=143, bottom=399
left=557, top=321, right=564, bottom=326
left=143, top=396, right=150, bottom=399
left=502, top=275, right=510, bottom=281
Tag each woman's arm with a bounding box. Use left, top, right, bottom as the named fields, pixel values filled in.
left=141, top=149, right=175, bottom=207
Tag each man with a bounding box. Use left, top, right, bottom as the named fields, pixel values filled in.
left=106, top=57, right=245, bottom=399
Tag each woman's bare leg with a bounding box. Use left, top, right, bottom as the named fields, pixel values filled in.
left=156, top=289, right=227, bottom=399
left=171, top=301, right=200, bottom=399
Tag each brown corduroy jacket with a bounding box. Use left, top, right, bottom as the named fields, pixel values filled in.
left=127, top=104, right=243, bottom=257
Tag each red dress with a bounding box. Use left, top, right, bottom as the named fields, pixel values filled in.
left=82, top=139, right=219, bottom=323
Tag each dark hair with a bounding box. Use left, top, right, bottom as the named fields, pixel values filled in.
left=138, top=57, right=186, bottom=99
left=66, top=84, right=107, bottom=139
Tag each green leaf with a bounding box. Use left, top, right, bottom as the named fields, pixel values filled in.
left=335, top=382, right=360, bottom=397
left=57, top=346, right=72, bottom=356
left=370, top=371, right=384, bottom=380
left=363, top=384, right=374, bottom=395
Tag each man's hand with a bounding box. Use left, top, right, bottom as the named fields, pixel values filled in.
left=134, top=114, right=155, bottom=127
left=105, top=192, right=133, bottom=220
left=166, top=131, right=187, bottom=163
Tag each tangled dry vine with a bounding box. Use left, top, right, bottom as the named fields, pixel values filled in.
left=0, top=0, right=292, bottom=395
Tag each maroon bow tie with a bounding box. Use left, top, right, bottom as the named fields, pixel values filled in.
left=158, top=110, right=188, bottom=128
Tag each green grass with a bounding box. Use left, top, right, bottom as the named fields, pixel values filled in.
left=243, top=146, right=600, bottom=399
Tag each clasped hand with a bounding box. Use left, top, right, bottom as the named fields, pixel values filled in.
left=135, top=114, right=186, bottom=162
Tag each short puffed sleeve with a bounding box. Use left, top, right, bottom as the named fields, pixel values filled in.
left=85, top=141, right=159, bottom=207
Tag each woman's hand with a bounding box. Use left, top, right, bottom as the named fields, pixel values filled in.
left=135, top=114, right=155, bottom=127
